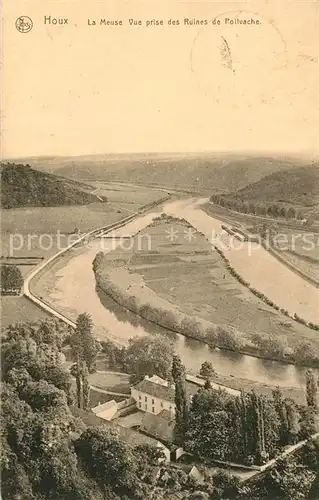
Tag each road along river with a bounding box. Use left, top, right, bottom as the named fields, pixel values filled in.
left=33, top=197, right=319, bottom=389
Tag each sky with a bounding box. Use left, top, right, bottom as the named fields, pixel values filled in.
left=2, top=0, right=318, bottom=158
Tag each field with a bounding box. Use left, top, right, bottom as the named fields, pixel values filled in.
left=1, top=184, right=165, bottom=259
left=1, top=184, right=166, bottom=327
left=87, top=371, right=131, bottom=394
left=1, top=296, right=51, bottom=329
left=103, top=216, right=317, bottom=349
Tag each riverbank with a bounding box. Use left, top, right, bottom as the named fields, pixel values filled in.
left=93, top=214, right=319, bottom=368
left=23, top=191, right=171, bottom=327
left=202, top=203, right=319, bottom=289
left=93, top=275, right=319, bottom=369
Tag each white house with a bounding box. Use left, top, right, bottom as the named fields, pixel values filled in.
left=131, top=375, right=200, bottom=416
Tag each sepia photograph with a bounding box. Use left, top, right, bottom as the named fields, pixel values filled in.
left=1, top=1, right=319, bottom=499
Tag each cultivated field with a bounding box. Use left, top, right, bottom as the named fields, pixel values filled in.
left=103, top=216, right=317, bottom=349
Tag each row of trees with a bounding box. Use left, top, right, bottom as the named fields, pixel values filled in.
left=101, top=334, right=175, bottom=384
left=171, top=356, right=318, bottom=466
left=210, top=194, right=300, bottom=220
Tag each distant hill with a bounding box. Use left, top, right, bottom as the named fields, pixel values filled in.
left=223, top=165, right=319, bottom=207
left=14, top=153, right=312, bottom=194
left=0, top=163, right=103, bottom=209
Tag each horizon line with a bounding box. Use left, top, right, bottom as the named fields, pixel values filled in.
left=2, top=149, right=318, bottom=162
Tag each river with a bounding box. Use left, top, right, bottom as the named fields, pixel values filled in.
left=45, top=197, right=318, bottom=389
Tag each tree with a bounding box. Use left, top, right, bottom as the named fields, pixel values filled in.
left=293, top=341, right=316, bottom=364
left=185, top=387, right=232, bottom=462
left=306, top=370, right=318, bottom=409
left=123, top=335, right=174, bottom=383
left=70, top=361, right=83, bottom=409
left=266, top=457, right=315, bottom=500
left=248, top=203, right=256, bottom=215
left=74, top=427, right=147, bottom=498
left=272, top=387, right=289, bottom=445
left=100, top=338, right=125, bottom=370
left=285, top=398, right=300, bottom=444
left=172, top=356, right=189, bottom=445
left=70, top=313, right=99, bottom=373
left=244, top=456, right=316, bottom=500
left=82, top=361, right=90, bottom=410
left=300, top=407, right=318, bottom=439
left=199, top=361, right=216, bottom=381
left=0, top=264, right=23, bottom=295
left=179, top=317, right=205, bottom=339
left=252, top=333, right=287, bottom=359
left=215, top=326, right=242, bottom=350
left=287, top=207, right=296, bottom=219
left=92, top=252, right=104, bottom=272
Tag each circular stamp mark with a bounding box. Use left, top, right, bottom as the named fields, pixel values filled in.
left=190, top=10, right=288, bottom=100
left=16, top=16, right=33, bottom=33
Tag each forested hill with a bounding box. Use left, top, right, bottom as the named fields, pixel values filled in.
left=0, top=163, right=102, bottom=209
left=19, top=154, right=310, bottom=193
left=210, top=164, right=319, bottom=220
left=225, top=165, right=319, bottom=206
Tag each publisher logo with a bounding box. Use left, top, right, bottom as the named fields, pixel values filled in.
left=16, top=16, right=33, bottom=33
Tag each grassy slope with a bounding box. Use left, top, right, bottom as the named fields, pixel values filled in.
left=0, top=163, right=100, bottom=209
left=222, top=164, right=319, bottom=206
left=16, top=154, right=310, bottom=193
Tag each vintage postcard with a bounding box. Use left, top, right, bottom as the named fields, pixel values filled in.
left=1, top=0, right=318, bottom=498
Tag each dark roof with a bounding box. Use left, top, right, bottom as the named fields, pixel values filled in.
left=140, top=411, right=175, bottom=444
left=133, top=379, right=200, bottom=403
left=71, top=406, right=167, bottom=449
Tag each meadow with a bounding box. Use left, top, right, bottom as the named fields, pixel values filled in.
left=0, top=296, right=51, bottom=328
left=1, top=184, right=165, bottom=258
left=102, top=216, right=318, bottom=350
left=1, top=184, right=165, bottom=327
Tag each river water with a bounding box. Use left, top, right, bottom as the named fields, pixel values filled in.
left=48, top=198, right=319, bottom=389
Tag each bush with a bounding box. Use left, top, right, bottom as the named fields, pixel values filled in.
left=292, top=340, right=317, bottom=365
left=215, top=326, right=242, bottom=350
left=205, top=326, right=218, bottom=346
left=179, top=317, right=205, bottom=340
left=251, top=333, right=288, bottom=359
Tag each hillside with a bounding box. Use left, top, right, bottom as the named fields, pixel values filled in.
left=222, top=164, right=319, bottom=207
left=0, top=163, right=104, bottom=209
left=14, top=154, right=311, bottom=194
